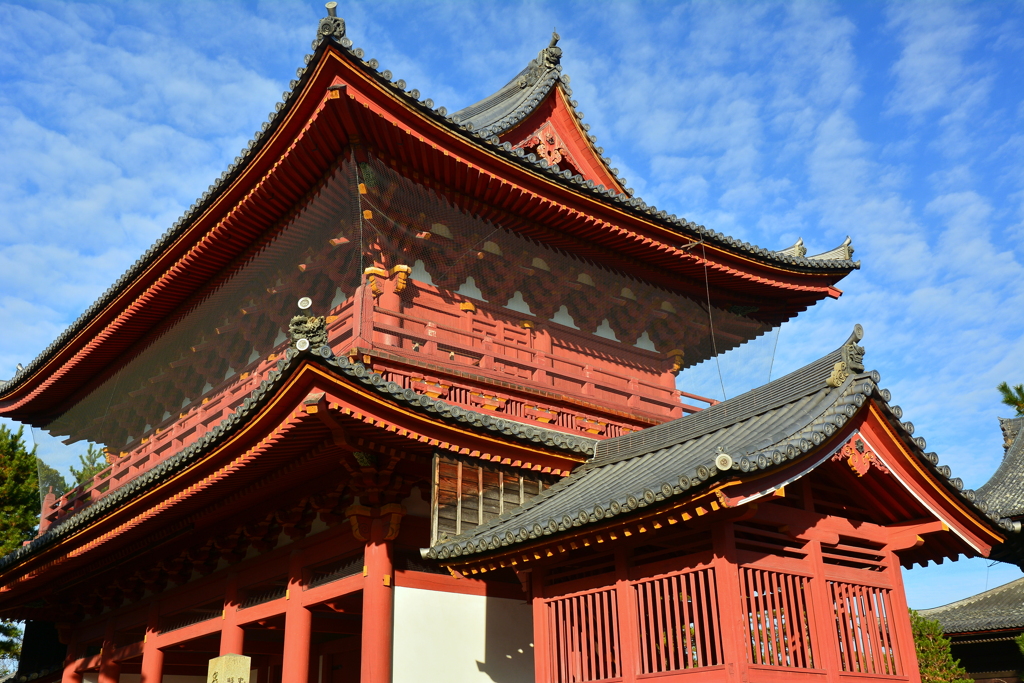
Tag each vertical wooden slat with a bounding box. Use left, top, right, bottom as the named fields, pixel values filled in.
left=698, top=567, right=716, bottom=668
left=755, top=569, right=772, bottom=666
left=430, top=454, right=439, bottom=544
left=654, top=577, right=668, bottom=672
left=786, top=575, right=803, bottom=668
left=837, top=581, right=856, bottom=672
left=862, top=587, right=882, bottom=674
left=670, top=574, right=685, bottom=670
left=557, top=599, right=568, bottom=683
left=599, top=591, right=613, bottom=680
left=710, top=568, right=723, bottom=666
left=771, top=571, right=786, bottom=666
left=767, top=570, right=783, bottom=666
left=679, top=573, right=694, bottom=668
left=771, top=571, right=782, bottom=665
left=739, top=568, right=754, bottom=664
left=794, top=575, right=810, bottom=668
left=477, top=466, right=484, bottom=527
left=693, top=570, right=708, bottom=668
left=851, top=584, right=868, bottom=673
left=641, top=579, right=655, bottom=673
left=587, top=594, right=597, bottom=681
left=778, top=573, right=797, bottom=667
left=498, top=469, right=504, bottom=516
left=455, top=460, right=463, bottom=536
left=881, top=588, right=902, bottom=675
left=593, top=593, right=605, bottom=680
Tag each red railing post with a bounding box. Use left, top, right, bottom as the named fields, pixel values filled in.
left=711, top=522, right=749, bottom=683
left=885, top=551, right=920, bottom=681
left=614, top=547, right=639, bottom=683
left=531, top=569, right=551, bottom=683
left=805, top=538, right=842, bottom=683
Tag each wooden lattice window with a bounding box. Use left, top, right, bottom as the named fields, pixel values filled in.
left=431, top=453, right=555, bottom=544
left=548, top=589, right=621, bottom=683
left=741, top=567, right=816, bottom=669
left=634, top=566, right=723, bottom=673
left=828, top=581, right=902, bottom=675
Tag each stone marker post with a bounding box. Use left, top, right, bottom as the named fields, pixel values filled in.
left=208, top=654, right=252, bottom=683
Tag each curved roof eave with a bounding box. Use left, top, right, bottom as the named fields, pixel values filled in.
left=422, top=326, right=1009, bottom=563
left=0, top=11, right=859, bottom=404
left=0, top=341, right=597, bottom=578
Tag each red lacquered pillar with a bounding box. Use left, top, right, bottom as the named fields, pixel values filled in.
left=220, top=573, right=245, bottom=656
left=360, top=516, right=394, bottom=683
left=712, top=522, right=750, bottom=683
left=98, top=620, right=120, bottom=683
left=140, top=602, right=163, bottom=683
left=282, top=550, right=312, bottom=683
left=531, top=569, right=550, bottom=683
left=61, top=633, right=82, bottom=683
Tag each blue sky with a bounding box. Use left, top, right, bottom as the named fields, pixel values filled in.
left=0, top=0, right=1022, bottom=609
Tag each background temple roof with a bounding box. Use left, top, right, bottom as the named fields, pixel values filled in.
left=979, top=417, right=1024, bottom=519
left=922, top=576, right=1024, bottom=634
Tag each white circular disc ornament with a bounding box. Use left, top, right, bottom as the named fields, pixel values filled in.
left=715, top=452, right=734, bottom=471
left=296, top=338, right=310, bottom=351
left=297, top=296, right=313, bottom=310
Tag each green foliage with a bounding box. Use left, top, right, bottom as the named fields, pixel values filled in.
left=0, top=425, right=35, bottom=676
left=70, top=443, right=106, bottom=486
left=998, top=382, right=1024, bottom=416
left=0, top=620, right=21, bottom=660
left=36, top=458, right=67, bottom=498
left=0, top=424, right=39, bottom=556
left=911, top=610, right=972, bottom=683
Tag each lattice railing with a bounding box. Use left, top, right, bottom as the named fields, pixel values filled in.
left=740, top=567, right=815, bottom=669
left=828, top=580, right=902, bottom=676
left=634, top=566, right=723, bottom=674
left=548, top=588, right=621, bottom=683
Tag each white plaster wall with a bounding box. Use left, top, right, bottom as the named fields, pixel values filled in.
left=392, top=586, right=534, bottom=683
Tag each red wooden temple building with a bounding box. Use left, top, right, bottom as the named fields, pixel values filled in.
left=0, top=6, right=1013, bottom=683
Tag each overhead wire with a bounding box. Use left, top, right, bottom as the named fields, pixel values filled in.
left=699, top=242, right=727, bottom=402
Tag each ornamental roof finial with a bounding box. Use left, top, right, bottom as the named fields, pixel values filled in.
left=550, top=29, right=560, bottom=48
left=317, top=2, right=347, bottom=45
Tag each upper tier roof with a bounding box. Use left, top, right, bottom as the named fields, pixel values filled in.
left=0, top=7, right=859, bottom=423
left=452, top=33, right=570, bottom=139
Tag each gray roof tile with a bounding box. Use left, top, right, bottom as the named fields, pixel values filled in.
left=978, top=417, right=1024, bottom=518
left=921, top=576, right=1024, bottom=633
left=423, top=326, right=1007, bottom=561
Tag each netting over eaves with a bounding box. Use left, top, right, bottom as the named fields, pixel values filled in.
left=43, top=152, right=364, bottom=449
left=43, top=147, right=770, bottom=450
left=356, top=155, right=770, bottom=371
